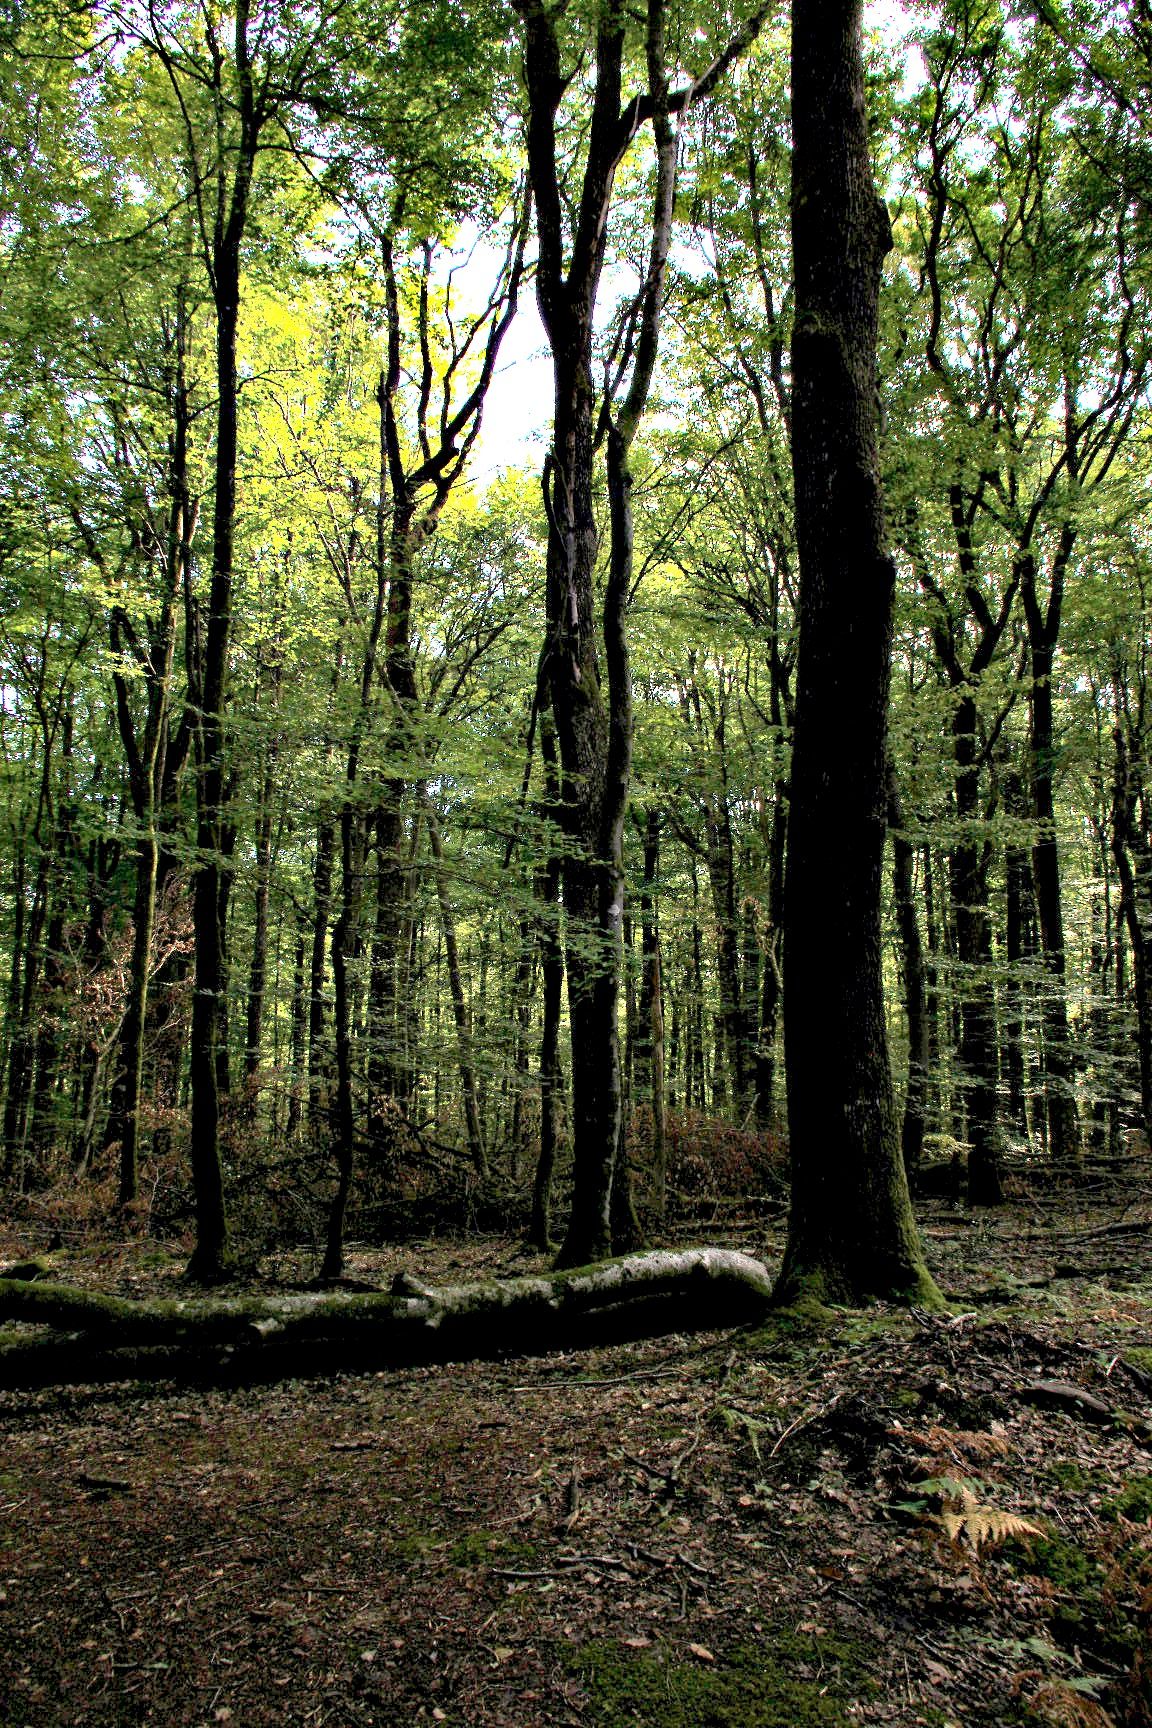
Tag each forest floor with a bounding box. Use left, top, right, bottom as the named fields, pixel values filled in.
left=1, top=1175, right=1151, bottom=1728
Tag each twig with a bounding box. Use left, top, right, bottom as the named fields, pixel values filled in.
left=768, top=1392, right=843, bottom=1459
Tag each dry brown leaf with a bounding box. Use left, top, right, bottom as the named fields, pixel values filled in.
left=687, top=1643, right=716, bottom=1663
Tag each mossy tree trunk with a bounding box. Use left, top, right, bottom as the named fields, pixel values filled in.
left=0, top=1249, right=774, bottom=1386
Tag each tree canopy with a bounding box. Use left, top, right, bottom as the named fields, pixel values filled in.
left=0, top=0, right=1149, bottom=1293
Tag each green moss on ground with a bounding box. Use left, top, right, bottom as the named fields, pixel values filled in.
left=560, top=1626, right=876, bottom=1726
left=1108, top=1474, right=1152, bottom=1522
left=447, top=1530, right=538, bottom=1568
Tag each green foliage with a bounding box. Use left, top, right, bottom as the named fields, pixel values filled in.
left=560, top=1628, right=875, bottom=1728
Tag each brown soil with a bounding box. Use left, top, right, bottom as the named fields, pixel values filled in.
left=1, top=1186, right=1150, bottom=1728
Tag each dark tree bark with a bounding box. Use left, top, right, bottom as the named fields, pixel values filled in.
left=1002, top=766, right=1036, bottom=1142
left=181, top=5, right=262, bottom=1283
left=903, top=483, right=1021, bottom=1204
left=776, top=0, right=937, bottom=1307
left=244, top=653, right=282, bottom=1080
left=425, top=800, right=486, bottom=1178
left=0, top=1249, right=773, bottom=1386
left=1112, top=724, right=1152, bottom=1141
left=308, top=815, right=336, bottom=1129
left=887, top=764, right=928, bottom=1184
left=514, top=0, right=768, bottom=1267
left=634, top=808, right=666, bottom=1218
left=529, top=712, right=564, bottom=1252
left=286, top=920, right=308, bottom=1140
left=949, top=690, right=1005, bottom=1205
left=1020, top=531, right=1081, bottom=1171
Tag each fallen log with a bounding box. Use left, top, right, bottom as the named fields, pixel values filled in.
left=0, top=1247, right=773, bottom=1388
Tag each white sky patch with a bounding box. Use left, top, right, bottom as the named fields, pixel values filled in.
left=469, top=0, right=920, bottom=487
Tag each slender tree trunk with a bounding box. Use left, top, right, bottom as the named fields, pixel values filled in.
left=635, top=809, right=666, bottom=1219
left=950, top=699, right=1005, bottom=1205
left=754, top=784, right=787, bottom=1129
left=286, top=921, right=307, bottom=1141
left=887, top=765, right=927, bottom=1184
left=308, top=816, right=335, bottom=1129
left=187, top=254, right=246, bottom=1278
left=245, top=694, right=280, bottom=1079
left=425, top=802, right=486, bottom=1177
left=509, top=916, right=535, bottom=1180
left=1002, top=768, right=1034, bottom=1142
left=777, top=0, right=936, bottom=1306
left=1025, top=597, right=1081, bottom=1171
left=1112, top=725, right=1152, bottom=1141
left=529, top=714, right=564, bottom=1251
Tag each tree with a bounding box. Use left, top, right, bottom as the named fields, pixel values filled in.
left=775, top=0, right=936, bottom=1306
left=513, top=0, right=770, bottom=1267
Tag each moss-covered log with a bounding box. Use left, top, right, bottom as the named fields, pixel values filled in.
left=0, top=1248, right=773, bottom=1387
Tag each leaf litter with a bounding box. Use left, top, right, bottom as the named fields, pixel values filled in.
left=0, top=1184, right=1150, bottom=1727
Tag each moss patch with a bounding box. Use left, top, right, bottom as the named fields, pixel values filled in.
left=561, top=1627, right=874, bottom=1726
left=1107, top=1475, right=1152, bottom=1522
left=447, top=1529, right=537, bottom=1568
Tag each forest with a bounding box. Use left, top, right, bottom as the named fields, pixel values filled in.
left=1, top=0, right=1151, bottom=1724
left=0, top=0, right=1147, bottom=1280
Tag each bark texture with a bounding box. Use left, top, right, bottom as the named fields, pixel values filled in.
left=0, top=1248, right=772, bottom=1386
left=777, top=0, right=937, bottom=1306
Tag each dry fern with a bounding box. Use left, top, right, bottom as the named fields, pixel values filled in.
left=1021, top=1679, right=1117, bottom=1727
left=902, top=1422, right=1013, bottom=1467
left=906, top=1476, right=1045, bottom=1551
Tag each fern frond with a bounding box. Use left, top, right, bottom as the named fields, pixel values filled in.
left=939, top=1502, right=1045, bottom=1550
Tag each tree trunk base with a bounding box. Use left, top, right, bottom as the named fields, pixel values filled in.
left=0, top=1248, right=773, bottom=1388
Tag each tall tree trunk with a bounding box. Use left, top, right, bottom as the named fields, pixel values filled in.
left=887, top=764, right=927, bottom=1184
left=286, top=920, right=308, bottom=1141
left=1021, top=536, right=1081, bottom=1171
left=245, top=677, right=281, bottom=1079
left=186, top=32, right=260, bottom=1279
left=754, top=783, right=787, bottom=1129
left=308, top=816, right=336, bottom=1130
left=516, top=0, right=761, bottom=1264
left=776, top=0, right=936, bottom=1306
left=950, top=699, right=1004, bottom=1205
left=529, top=713, right=564, bottom=1252
left=1112, top=725, right=1152, bottom=1142
left=425, top=801, right=486, bottom=1178
left=1002, top=767, right=1034, bottom=1142
left=635, top=809, right=666, bottom=1219
left=103, top=286, right=193, bottom=1203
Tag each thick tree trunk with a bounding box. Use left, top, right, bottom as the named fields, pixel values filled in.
left=516, top=0, right=749, bottom=1265
left=777, top=0, right=937, bottom=1307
